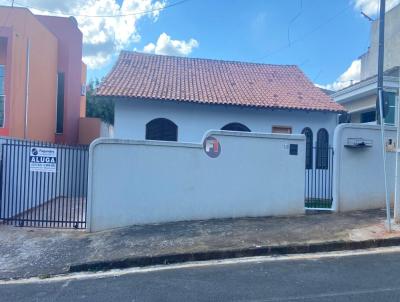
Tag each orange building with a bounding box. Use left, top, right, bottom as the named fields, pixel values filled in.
left=0, top=6, right=86, bottom=144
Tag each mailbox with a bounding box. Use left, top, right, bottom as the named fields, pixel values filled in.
left=344, top=138, right=373, bottom=149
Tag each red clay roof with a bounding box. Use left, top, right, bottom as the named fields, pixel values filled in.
left=97, top=51, right=345, bottom=112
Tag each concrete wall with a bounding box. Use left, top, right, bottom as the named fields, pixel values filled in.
left=78, top=117, right=113, bottom=145
left=114, top=98, right=338, bottom=145
left=100, top=123, right=113, bottom=138
left=88, top=131, right=306, bottom=231
left=360, top=4, right=400, bottom=80
left=345, top=95, right=376, bottom=114
left=345, top=95, right=376, bottom=123
left=333, top=124, right=397, bottom=212
left=78, top=117, right=101, bottom=145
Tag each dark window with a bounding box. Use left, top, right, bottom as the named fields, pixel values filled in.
left=361, top=110, right=376, bottom=123
left=146, top=118, right=178, bottom=141
left=272, top=126, right=292, bottom=134
left=302, top=127, right=313, bottom=169
left=316, top=128, right=329, bottom=169
left=384, top=92, right=396, bottom=125
left=0, top=65, right=4, bottom=128
left=338, top=113, right=351, bottom=124
left=56, top=72, right=65, bottom=134
left=221, top=122, right=251, bottom=132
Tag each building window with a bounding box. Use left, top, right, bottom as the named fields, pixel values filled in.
left=361, top=110, right=376, bottom=123
left=146, top=118, right=178, bottom=141
left=221, top=122, right=251, bottom=132
left=272, top=126, right=292, bottom=134
left=316, top=128, right=329, bottom=169
left=0, top=65, right=4, bottom=128
left=56, top=72, right=65, bottom=134
left=302, top=127, right=313, bottom=169
left=384, top=91, right=396, bottom=125
left=338, top=113, right=351, bottom=124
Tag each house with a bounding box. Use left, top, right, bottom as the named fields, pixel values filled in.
left=97, top=51, right=344, bottom=152
left=333, top=68, right=399, bottom=124
left=332, top=4, right=400, bottom=124
left=359, top=4, right=400, bottom=80
left=0, top=6, right=90, bottom=144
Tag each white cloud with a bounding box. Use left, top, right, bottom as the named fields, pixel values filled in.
left=353, top=0, right=400, bottom=16
left=143, top=32, right=199, bottom=56
left=12, top=0, right=166, bottom=69
left=318, top=59, right=361, bottom=91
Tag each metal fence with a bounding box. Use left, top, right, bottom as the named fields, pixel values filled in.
left=0, top=139, right=88, bottom=228
left=305, top=146, right=334, bottom=210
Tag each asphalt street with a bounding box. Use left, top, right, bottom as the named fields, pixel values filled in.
left=2, top=249, right=400, bottom=301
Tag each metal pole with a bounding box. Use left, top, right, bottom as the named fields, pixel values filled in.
left=379, top=91, right=391, bottom=231
left=395, top=95, right=400, bottom=223
left=377, top=0, right=391, bottom=231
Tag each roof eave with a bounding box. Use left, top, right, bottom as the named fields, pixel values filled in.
left=96, top=94, right=345, bottom=113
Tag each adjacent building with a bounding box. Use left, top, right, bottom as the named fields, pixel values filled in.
left=0, top=6, right=87, bottom=144
left=332, top=4, right=400, bottom=124
left=333, top=68, right=399, bottom=124
left=97, top=51, right=344, bottom=153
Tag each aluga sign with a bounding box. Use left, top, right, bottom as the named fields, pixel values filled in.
left=29, top=147, right=57, bottom=173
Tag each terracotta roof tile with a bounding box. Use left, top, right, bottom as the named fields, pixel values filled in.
left=96, top=51, right=345, bottom=112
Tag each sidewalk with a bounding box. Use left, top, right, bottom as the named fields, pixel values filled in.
left=1, top=208, right=400, bottom=280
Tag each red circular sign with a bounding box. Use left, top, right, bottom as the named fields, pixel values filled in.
left=203, top=136, right=221, bottom=158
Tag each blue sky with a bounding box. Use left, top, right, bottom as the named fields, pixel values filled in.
left=126, top=0, right=370, bottom=88
left=9, top=0, right=400, bottom=89
left=87, top=0, right=379, bottom=88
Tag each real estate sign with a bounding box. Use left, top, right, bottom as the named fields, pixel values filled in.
left=29, top=147, right=57, bottom=173
left=203, top=136, right=221, bottom=158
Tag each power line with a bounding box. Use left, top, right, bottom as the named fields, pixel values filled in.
left=258, top=4, right=352, bottom=61
left=287, top=0, right=303, bottom=46
left=1, top=0, right=191, bottom=18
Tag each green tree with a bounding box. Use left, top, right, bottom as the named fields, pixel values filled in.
left=86, top=79, right=114, bottom=125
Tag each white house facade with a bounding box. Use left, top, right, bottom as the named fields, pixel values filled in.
left=98, top=51, right=344, bottom=148
left=97, top=51, right=345, bottom=210
left=114, top=98, right=338, bottom=146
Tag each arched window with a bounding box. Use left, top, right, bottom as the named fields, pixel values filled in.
left=146, top=118, right=178, bottom=141
left=221, top=122, right=251, bottom=132
left=316, top=128, right=329, bottom=169
left=302, top=127, right=313, bottom=169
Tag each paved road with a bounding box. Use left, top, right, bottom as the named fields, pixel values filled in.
left=2, top=250, right=400, bottom=301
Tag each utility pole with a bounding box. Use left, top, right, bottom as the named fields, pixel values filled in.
left=395, top=92, right=400, bottom=223
left=377, top=0, right=391, bottom=231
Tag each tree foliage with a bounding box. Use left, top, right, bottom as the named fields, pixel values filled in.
left=86, top=79, right=114, bottom=125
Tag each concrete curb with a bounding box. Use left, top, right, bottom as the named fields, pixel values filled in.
left=69, top=237, right=400, bottom=273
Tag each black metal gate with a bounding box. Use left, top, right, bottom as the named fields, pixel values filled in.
left=0, top=139, right=88, bottom=229
left=305, top=146, right=334, bottom=209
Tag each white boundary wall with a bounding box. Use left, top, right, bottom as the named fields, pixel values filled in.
left=88, top=131, right=306, bottom=232
left=333, top=124, right=397, bottom=212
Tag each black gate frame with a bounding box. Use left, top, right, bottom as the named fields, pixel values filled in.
left=0, top=139, right=89, bottom=229
left=305, top=146, right=334, bottom=209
